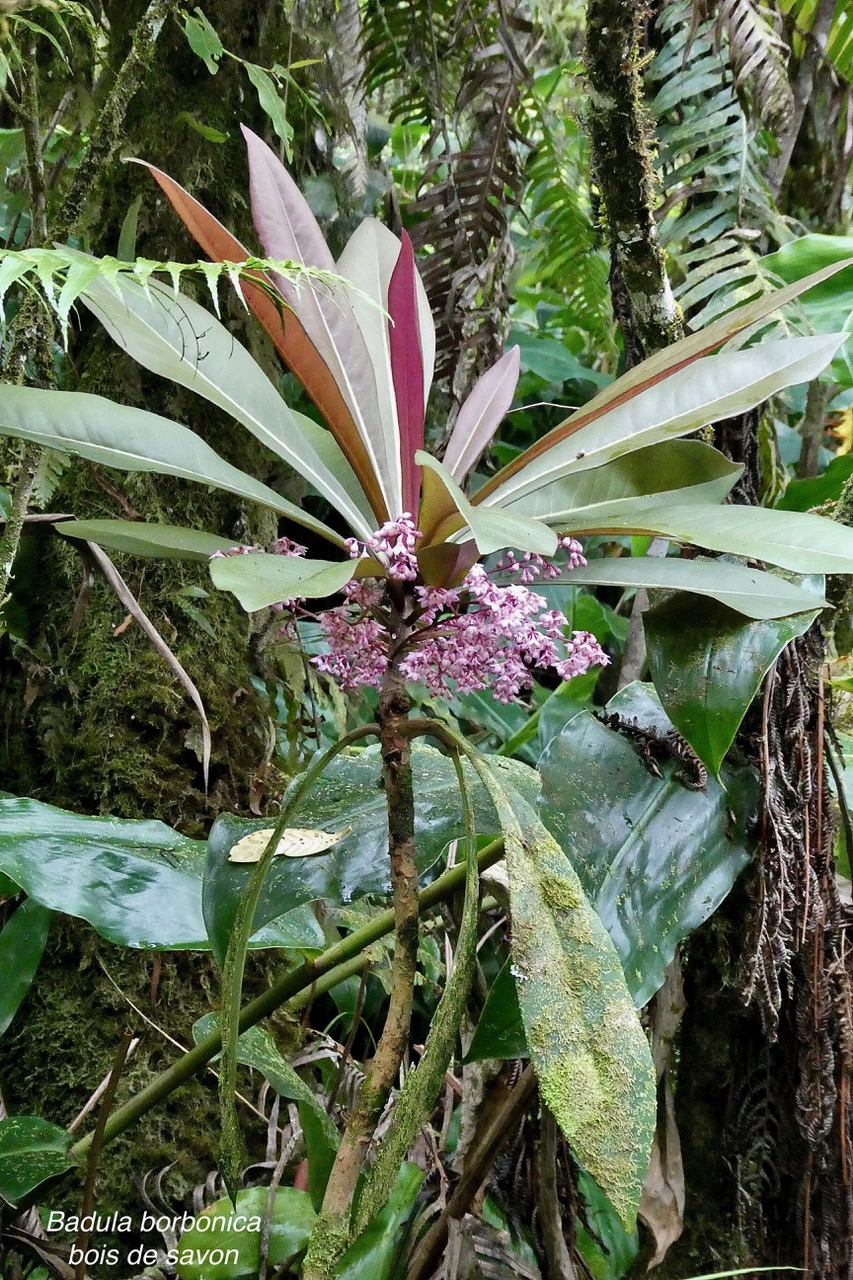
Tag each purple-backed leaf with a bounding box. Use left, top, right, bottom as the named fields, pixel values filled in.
left=136, top=156, right=387, bottom=522
left=443, top=346, right=520, bottom=482
left=388, top=230, right=425, bottom=517
left=240, top=126, right=389, bottom=519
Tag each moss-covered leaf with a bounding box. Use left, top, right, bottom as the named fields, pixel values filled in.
left=0, top=1116, right=75, bottom=1205
left=500, top=792, right=656, bottom=1230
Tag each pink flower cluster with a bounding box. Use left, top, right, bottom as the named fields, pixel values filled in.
left=345, top=513, right=420, bottom=581
left=311, top=517, right=609, bottom=703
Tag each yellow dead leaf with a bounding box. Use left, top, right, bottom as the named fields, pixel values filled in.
left=227, top=826, right=350, bottom=863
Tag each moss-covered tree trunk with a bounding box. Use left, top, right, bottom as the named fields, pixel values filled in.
left=0, top=2, right=311, bottom=1255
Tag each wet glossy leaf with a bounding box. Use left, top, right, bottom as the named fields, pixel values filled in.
left=175, top=1187, right=316, bottom=1279
left=645, top=582, right=821, bottom=777
left=464, top=957, right=525, bottom=1063
left=0, top=899, right=51, bottom=1039
left=0, top=797, right=324, bottom=952
left=538, top=684, right=758, bottom=1007
left=0, top=1116, right=75, bottom=1205
left=340, top=1163, right=425, bottom=1280
left=203, top=745, right=538, bottom=966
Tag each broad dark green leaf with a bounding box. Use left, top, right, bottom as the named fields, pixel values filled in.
left=565, top=555, right=826, bottom=619
left=464, top=957, right=525, bottom=1063
left=0, top=1116, right=75, bottom=1205
left=175, top=1187, right=316, bottom=1279
left=59, top=519, right=248, bottom=561
left=0, top=797, right=324, bottom=952
left=538, top=684, right=758, bottom=1006
left=340, top=1163, right=425, bottom=1280
left=778, top=455, right=853, bottom=512
left=203, top=745, right=539, bottom=966
left=493, top=786, right=655, bottom=1230
left=644, top=582, right=821, bottom=777
left=0, top=899, right=51, bottom=1039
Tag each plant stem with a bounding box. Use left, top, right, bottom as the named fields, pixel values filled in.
left=304, top=628, right=422, bottom=1275
left=67, top=838, right=505, bottom=1164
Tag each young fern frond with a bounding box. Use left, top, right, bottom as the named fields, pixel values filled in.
left=0, top=248, right=378, bottom=345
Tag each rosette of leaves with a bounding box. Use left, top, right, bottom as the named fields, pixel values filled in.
left=0, top=125, right=852, bottom=611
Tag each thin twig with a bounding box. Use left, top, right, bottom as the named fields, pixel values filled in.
left=74, top=1030, right=134, bottom=1280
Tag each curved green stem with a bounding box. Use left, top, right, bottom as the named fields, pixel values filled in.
left=67, top=836, right=503, bottom=1164
left=219, top=722, right=379, bottom=1197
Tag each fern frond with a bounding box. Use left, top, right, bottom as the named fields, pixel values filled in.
left=694, top=0, right=795, bottom=133
left=0, top=248, right=377, bottom=345
left=652, top=0, right=782, bottom=328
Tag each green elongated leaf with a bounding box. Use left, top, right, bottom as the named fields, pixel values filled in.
left=563, top=556, right=827, bottom=619
left=644, top=584, right=821, bottom=777
left=502, top=439, right=741, bottom=522
left=0, top=899, right=51, bottom=1040
left=0, top=796, right=325, bottom=952
left=0, top=385, right=339, bottom=540
left=335, top=219, right=404, bottom=517
left=336, top=1163, right=425, bottom=1280
left=0, top=485, right=10, bottom=521
left=209, top=552, right=355, bottom=610
left=480, top=256, right=853, bottom=509
left=182, top=6, right=224, bottom=74
left=558, top=500, right=853, bottom=575
left=416, top=451, right=557, bottom=556
left=59, top=519, right=249, bottom=561
left=762, top=234, right=853, bottom=330
left=175, top=1187, right=316, bottom=1279
left=483, top=332, right=845, bottom=507
left=0, top=1116, right=75, bottom=1205
left=464, top=956, right=526, bottom=1063
left=243, top=63, right=294, bottom=155
left=538, top=684, right=758, bottom=1006
left=477, top=772, right=655, bottom=1229
left=196, top=1016, right=339, bottom=1208
left=78, top=270, right=373, bottom=540
left=203, top=746, right=538, bottom=966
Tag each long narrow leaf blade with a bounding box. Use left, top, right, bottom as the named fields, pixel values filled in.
left=442, top=346, right=520, bottom=483
left=564, top=557, right=828, bottom=618
left=241, top=127, right=389, bottom=519
left=560, top=501, right=853, bottom=575
left=477, top=256, right=853, bottom=499
left=79, top=270, right=374, bottom=539
left=481, top=333, right=845, bottom=507
left=0, top=385, right=337, bottom=540
left=388, top=230, right=425, bottom=517
left=132, top=158, right=386, bottom=521
left=335, top=220, right=404, bottom=517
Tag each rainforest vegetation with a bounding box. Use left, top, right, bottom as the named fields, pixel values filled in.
left=3, top=2, right=853, bottom=1279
